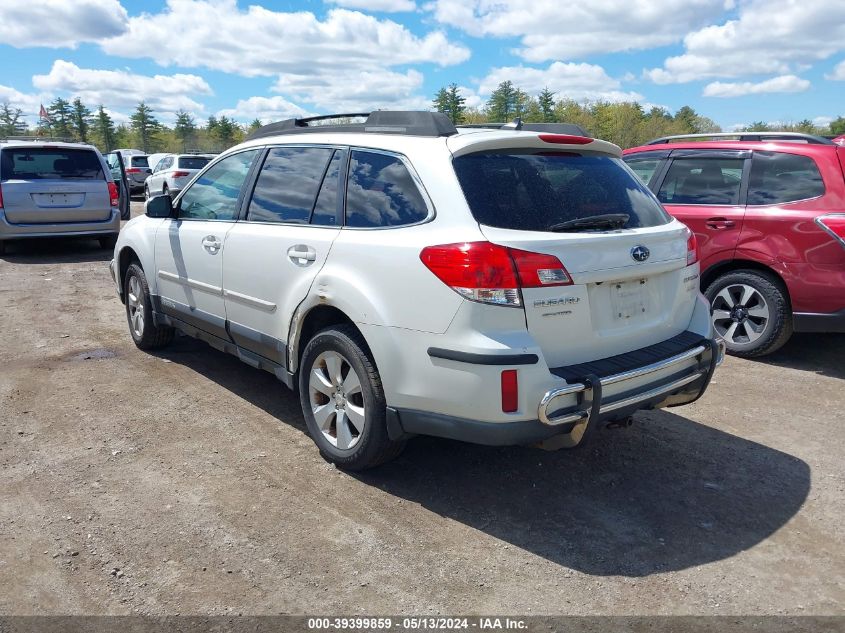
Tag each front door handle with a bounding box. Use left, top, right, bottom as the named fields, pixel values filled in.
left=202, top=235, right=222, bottom=254
left=288, top=244, right=317, bottom=265
left=705, top=217, right=736, bottom=230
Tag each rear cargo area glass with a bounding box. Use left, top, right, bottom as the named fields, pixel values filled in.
left=1, top=148, right=104, bottom=180
left=453, top=151, right=670, bottom=232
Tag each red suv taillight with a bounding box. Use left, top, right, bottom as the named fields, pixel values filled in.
left=419, top=241, right=572, bottom=307
left=686, top=230, right=699, bottom=266
left=172, top=171, right=190, bottom=178
left=125, top=167, right=140, bottom=174
left=108, top=181, right=119, bottom=208
left=817, top=214, right=845, bottom=248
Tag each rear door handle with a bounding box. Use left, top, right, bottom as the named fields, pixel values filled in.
left=202, top=235, right=222, bottom=254
left=705, top=217, right=736, bottom=230
left=288, top=244, right=317, bottom=265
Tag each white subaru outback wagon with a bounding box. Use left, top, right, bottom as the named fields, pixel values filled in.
left=110, top=111, right=723, bottom=470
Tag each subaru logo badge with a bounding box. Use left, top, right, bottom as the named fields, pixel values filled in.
left=631, top=245, right=650, bottom=262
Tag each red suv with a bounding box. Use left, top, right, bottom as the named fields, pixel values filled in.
left=623, top=132, right=845, bottom=357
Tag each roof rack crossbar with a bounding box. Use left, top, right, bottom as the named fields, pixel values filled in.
left=245, top=110, right=458, bottom=140
left=646, top=132, right=834, bottom=146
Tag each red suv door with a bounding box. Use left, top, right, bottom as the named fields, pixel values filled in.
left=653, top=150, right=750, bottom=272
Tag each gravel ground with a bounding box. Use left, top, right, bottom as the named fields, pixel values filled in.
left=0, top=201, right=843, bottom=615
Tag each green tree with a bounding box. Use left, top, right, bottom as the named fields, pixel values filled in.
left=830, top=116, right=845, bottom=136
left=0, top=102, right=25, bottom=136
left=247, top=118, right=262, bottom=135
left=743, top=121, right=772, bottom=132
left=794, top=118, right=816, bottom=134
left=47, top=97, right=74, bottom=138
left=486, top=80, right=521, bottom=122
left=174, top=109, right=196, bottom=151
left=71, top=98, right=92, bottom=142
left=432, top=83, right=467, bottom=124
left=213, top=115, right=238, bottom=148
left=129, top=101, right=160, bottom=152
left=537, top=87, right=556, bottom=122
left=91, top=105, right=116, bottom=152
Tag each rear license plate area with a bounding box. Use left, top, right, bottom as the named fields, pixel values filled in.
left=611, top=278, right=648, bottom=320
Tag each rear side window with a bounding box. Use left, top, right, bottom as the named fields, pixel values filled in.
left=130, top=156, right=149, bottom=168
left=247, top=147, right=334, bottom=224
left=453, top=152, right=670, bottom=231
left=178, top=156, right=211, bottom=170
left=346, top=150, right=428, bottom=228
left=657, top=158, right=744, bottom=205
left=0, top=148, right=104, bottom=180
left=747, top=151, right=824, bottom=205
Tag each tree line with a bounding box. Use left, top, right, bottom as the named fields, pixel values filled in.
left=0, top=98, right=263, bottom=154
left=434, top=81, right=845, bottom=148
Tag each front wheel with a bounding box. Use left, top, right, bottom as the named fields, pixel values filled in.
left=299, top=325, right=404, bottom=470
left=705, top=269, right=792, bottom=357
left=124, top=262, right=175, bottom=350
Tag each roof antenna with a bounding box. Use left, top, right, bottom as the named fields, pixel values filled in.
left=501, top=117, right=523, bottom=131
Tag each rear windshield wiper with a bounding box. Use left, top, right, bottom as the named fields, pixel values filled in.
left=547, top=213, right=630, bottom=232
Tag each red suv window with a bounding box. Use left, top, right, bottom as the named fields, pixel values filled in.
left=747, top=151, right=824, bottom=205
left=657, top=158, right=744, bottom=205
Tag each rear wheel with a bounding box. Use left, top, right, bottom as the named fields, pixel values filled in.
left=124, top=262, right=174, bottom=350
left=705, top=269, right=792, bottom=357
left=299, top=325, right=404, bottom=470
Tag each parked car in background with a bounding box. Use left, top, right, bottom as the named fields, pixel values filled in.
left=107, top=149, right=150, bottom=194
left=0, top=140, right=120, bottom=254
left=624, top=132, right=845, bottom=357
left=111, top=111, right=722, bottom=470
left=144, top=153, right=214, bottom=199
left=145, top=152, right=169, bottom=173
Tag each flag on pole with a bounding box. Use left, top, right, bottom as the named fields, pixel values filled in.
left=39, top=104, right=51, bottom=122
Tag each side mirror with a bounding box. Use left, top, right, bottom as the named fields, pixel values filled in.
left=145, top=194, right=174, bottom=218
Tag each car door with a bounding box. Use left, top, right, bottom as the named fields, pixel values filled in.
left=653, top=150, right=750, bottom=270
left=222, top=146, right=344, bottom=364
left=154, top=149, right=261, bottom=340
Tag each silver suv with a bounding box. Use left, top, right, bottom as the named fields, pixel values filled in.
left=0, top=140, right=120, bottom=254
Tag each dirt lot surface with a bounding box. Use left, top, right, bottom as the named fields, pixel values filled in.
left=1, top=201, right=843, bottom=616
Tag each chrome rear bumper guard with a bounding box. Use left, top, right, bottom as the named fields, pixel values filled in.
left=538, top=338, right=725, bottom=427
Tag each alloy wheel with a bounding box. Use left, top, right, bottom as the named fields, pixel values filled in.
left=711, top=283, right=770, bottom=346
left=127, top=275, right=145, bottom=338
left=308, top=351, right=366, bottom=450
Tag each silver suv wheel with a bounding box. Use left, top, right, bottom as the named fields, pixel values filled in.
left=710, top=283, right=770, bottom=346
left=127, top=275, right=145, bottom=338
left=308, top=350, right=366, bottom=450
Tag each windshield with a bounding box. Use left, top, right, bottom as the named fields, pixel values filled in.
left=453, top=151, right=670, bottom=232
left=1, top=148, right=105, bottom=180
left=178, top=156, right=211, bottom=170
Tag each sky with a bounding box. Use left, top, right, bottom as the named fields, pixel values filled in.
left=0, top=0, right=844, bottom=131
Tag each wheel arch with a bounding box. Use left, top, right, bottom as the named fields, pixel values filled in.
left=701, top=258, right=791, bottom=305
left=116, top=246, right=142, bottom=303
left=291, top=304, right=373, bottom=375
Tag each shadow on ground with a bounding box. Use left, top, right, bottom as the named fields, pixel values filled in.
left=755, top=332, right=845, bottom=380
left=157, top=335, right=810, bottom=578
left=0, top=237, right=113, bottom=264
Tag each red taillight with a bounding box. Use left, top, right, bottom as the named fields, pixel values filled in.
left=125, top=167, right=141, bottom=174
left=538, top=134, right=593, bottom=145
left=172, top=171, right=190, bottom=178
left=419, top=241, right=571, bottom=307
left=501, top=370, right=518, bottom=413
left=686, top=230, right=699, bottom=266
left=108, top=181, right=119, bottom=208
left=817, top=214, right=845, bottom=248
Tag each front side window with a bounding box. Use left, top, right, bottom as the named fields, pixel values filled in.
left=178, top=149, right=259, bottom=221
left=247, top=146, right=334, bottom=224
left=747, top=151, right=824, bottom=205
left=657, top=158, right=744, bottom=205
left=1, top=148, right=104, bottom=180
left=346, top=150, right=428, bottom=228
left=453, top=151, right=670, bottom=231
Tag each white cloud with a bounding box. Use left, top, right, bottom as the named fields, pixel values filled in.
left=101, top=0, right=469, bottom=76
left=217, top=96, right=310, bottom=124
left=326, top=0, right=416, bottom=12
left=32, top=60, right=213, bottom=119
left=273, top=69, right=429, bottom=113
left=826, top=59, right=845, bottom=80
left=0, top=84, right=47, bottom=122
left=702, top=74, right=811, bottom=98
left=477, top=62, right=644, bottom=103
left=646, top=0, right=845, bottom=83
left=428, top=0, right=726, bottom=61
left=0, top=0, right=127, bottom=48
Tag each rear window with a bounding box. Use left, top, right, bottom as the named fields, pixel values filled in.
left=0, top=148, right=104, bottom=180
left=452, top=151, right=670, bottom=231
left=129, top=156, right=149, bottom=168
left=178, top=156, right=211, bottom=170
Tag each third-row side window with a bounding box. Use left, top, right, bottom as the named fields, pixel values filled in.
left=747, top=151, right=824, bottom=205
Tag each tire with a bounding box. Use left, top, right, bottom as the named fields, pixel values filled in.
left=704, top=269, right=792, bottom=358
left=124, top=262, right=175, bottom=350
left=299, top=325, right=405, bottom=471
left=99, top=233, right=118, bottom=250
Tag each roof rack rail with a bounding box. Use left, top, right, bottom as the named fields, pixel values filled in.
left=246, top=111, right=458, bottom=141
left=646, top=132, right=834, bottom=146
left=0, top=135, right=79, bottom=143
left=457, top=120, right=590, bottom=137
